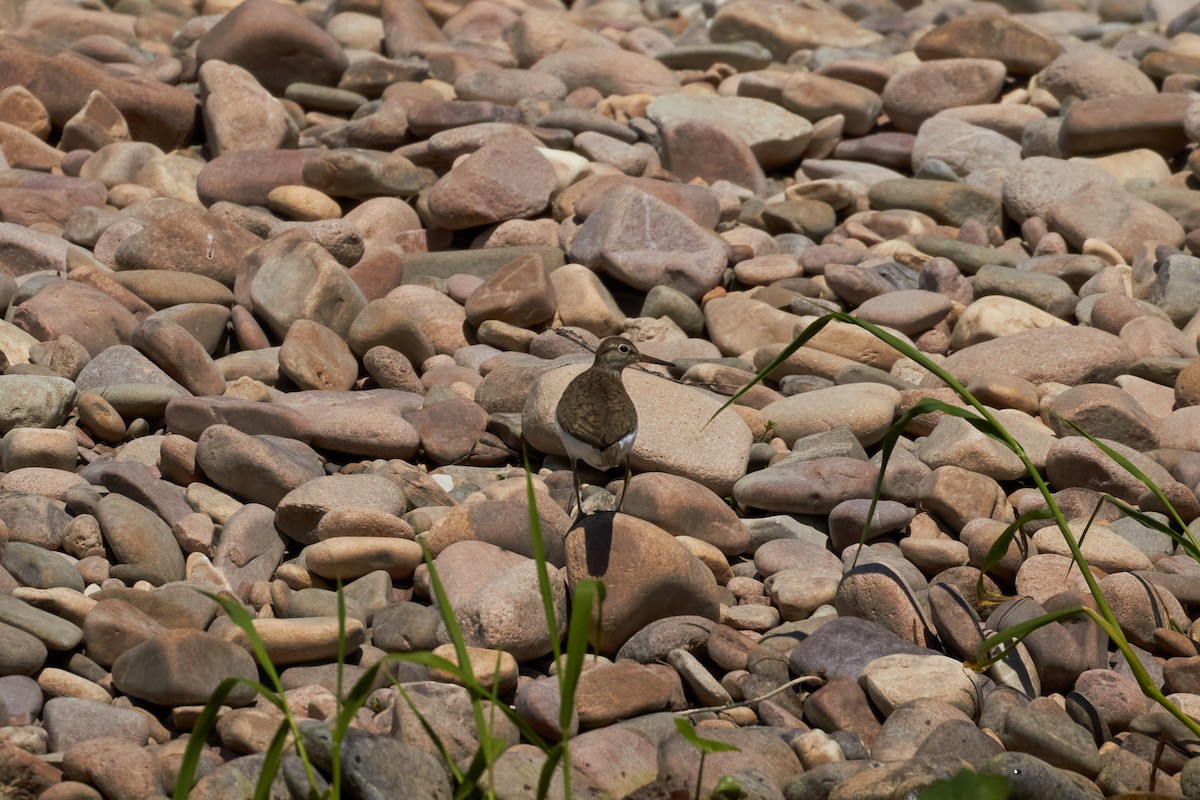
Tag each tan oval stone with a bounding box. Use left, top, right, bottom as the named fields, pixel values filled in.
left=214, top=616, right=367, bottom=666
left=429, top=643, right=519, bottom=694
left=303, top=536, right=423, bottom=580
left=760, top=383, right=900, bottom=447
left=266, top=185, right=341, bottom=221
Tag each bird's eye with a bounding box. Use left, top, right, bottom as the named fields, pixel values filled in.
left=620, top=344, right=631, bottom=352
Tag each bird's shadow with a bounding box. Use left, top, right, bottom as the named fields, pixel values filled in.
left=569, top=511, right=616, bottom=577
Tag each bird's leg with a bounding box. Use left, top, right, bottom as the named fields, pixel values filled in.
left=570, top=458, right=584, bottom=521
left=616, top=459, right=631, bottom=514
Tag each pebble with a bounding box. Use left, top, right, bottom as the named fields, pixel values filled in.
left=646, top=94, right=811, bottom=170
left=871, top=698, right=973, bottom=762
left=427, top=138, right=556, bottom=230
left=861, top=653, right=983, bottom=716
left=569, top=184, right=729, bottom=301
left=61, top=736, right=162, bottom=798
left=0, top=375, right=77, bottom=432
left=759, top=383, right=900, bottom=447
left=882, top=58, right=1007, bottom=134
left=735, top=455, right=879, bottom=515
left=930, top=325, right=1137, bottom=388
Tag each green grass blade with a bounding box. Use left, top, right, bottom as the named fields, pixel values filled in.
left=393, top=681, right=468, bottom=789
left=204, top=592, right=285, bottom=691
left=853, top=395, right=1022, bottom=570
left=918, top=769, right=1009, bottom=800
left=333, top=664, right=383, bottom=735
left=708, top=313, right=837, bottom=421
left=978, top=508, right=1047, bottom=576
left=177, top=588, right=326, bottom=800
left=173, top=676, right=249, bottom=799
left=420, top=544, right=492, bottom=730
left=420, top=544, right=471, bottom=677
left=198, top=591, right=320, bottom=790
left=252, top=721, right=291, bottom=800
left=972, top=507, right=1052, bottom=604
left=390, top=652, right=553, bottom=755
left=459, top=746, right=493, bottom=798
left=695, top=307, right=1200, bottom=757
left=420, top=544, right=506, bottom=796
left=335, top=651, right=519, bottom=762
left=673, top=718, right=740, bottom=754
left=1103, top=495, right=1179, bottom=535
left=1101, top=494, right=1200, bottom=561
left=894, top=397, right=1029, bottom=456
left=539, top=577, right=605, bottom=798
left=970, top=606, right=1090, bottom=671
left=536, top=743, right=565, bottom=800
left=331, top=580, right=346, bottom=800
left=393, top=649, right=474, bottom=680
left=521, top=446, right=564, bottom=670
left=560, top=578, right=602, bottom=733
left=335, top=580, right=346, bottom=704
left=1055, top=415, right=1199, bottom=552
left=711, top=775, right=745, bottom=799
left=708, top=308, right=1200, bottom=751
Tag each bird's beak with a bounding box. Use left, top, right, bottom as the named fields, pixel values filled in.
left=637, top=351, right=675, bottom=368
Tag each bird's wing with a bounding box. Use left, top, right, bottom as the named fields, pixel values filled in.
left=556, top=373, right=638, bottom=449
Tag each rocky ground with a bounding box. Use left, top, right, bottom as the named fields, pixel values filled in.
left=8, top=0, right=1200, bottom=797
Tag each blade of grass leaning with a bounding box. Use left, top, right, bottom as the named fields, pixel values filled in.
left=331, top=656, right=394, bottom=739
left=673, top=718, right=739, bottom=800
left=975, top=595, right=1200, bottom=739
left=331, top=580, right=346, bottom=800
left=421, top=546, right=490, bottom=696
left=459, top=744, right=494, bottom=799
left=708, top=313, right=837, bottom=420
left=855, top=396, right=1031, bottom=569
left=387, top=653, right=543, bottom=798
left=522, top=449, right=614, bottom=800
left=814, top=313, right=1111, bottom=601
left=483, top=652, right=507, bottom=794
left=561, top=578, right=603, bottom=726
left=827, top=311, right=1200, bottom=739
left=398, top=650, right=556, bottom=756
left=174, top=676, right=265, bottom=798
left=710, top=775, right=745, bottom=800
left=521, top=448, right=564, bottom=671
left=917, top=769, right=1010, bottom=800
left=1100, top=494, right=1200, bottom=561
left=392, top=680, right=469, bottom=790
left=537, top=578, right=606, bottom=800
left=727, top=311, right=1200, bottom=742
left=974, top=507, right=1053, bottom=603
left=1055, top=415, right=1200, bottom=555
left=1065, top=491, right=1113, bottom=581
left=253, top=721, right=292, bottom=800
left=969, top=605, right=1092, bottom=671
left=672, top=717, right=740, bottom=753
left=536, top=742, right=564, bottom=800
left=392, top=648, right=554, bottom=755
left=704, top=310, right=1200, bottom=744
left=202, top=592, right=321, bottom=792
left=420, top=543, right=506, bottom=792
left=521, top=451, right=571, bottom=800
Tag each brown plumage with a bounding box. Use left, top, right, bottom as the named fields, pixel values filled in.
left=555, top=337, right=671, bottom=517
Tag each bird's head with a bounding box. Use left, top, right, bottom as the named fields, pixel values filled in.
left=594, top=337, right=673, bottom=370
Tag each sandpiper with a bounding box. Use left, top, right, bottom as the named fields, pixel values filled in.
left=555, top=336, right=672, bottom=517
